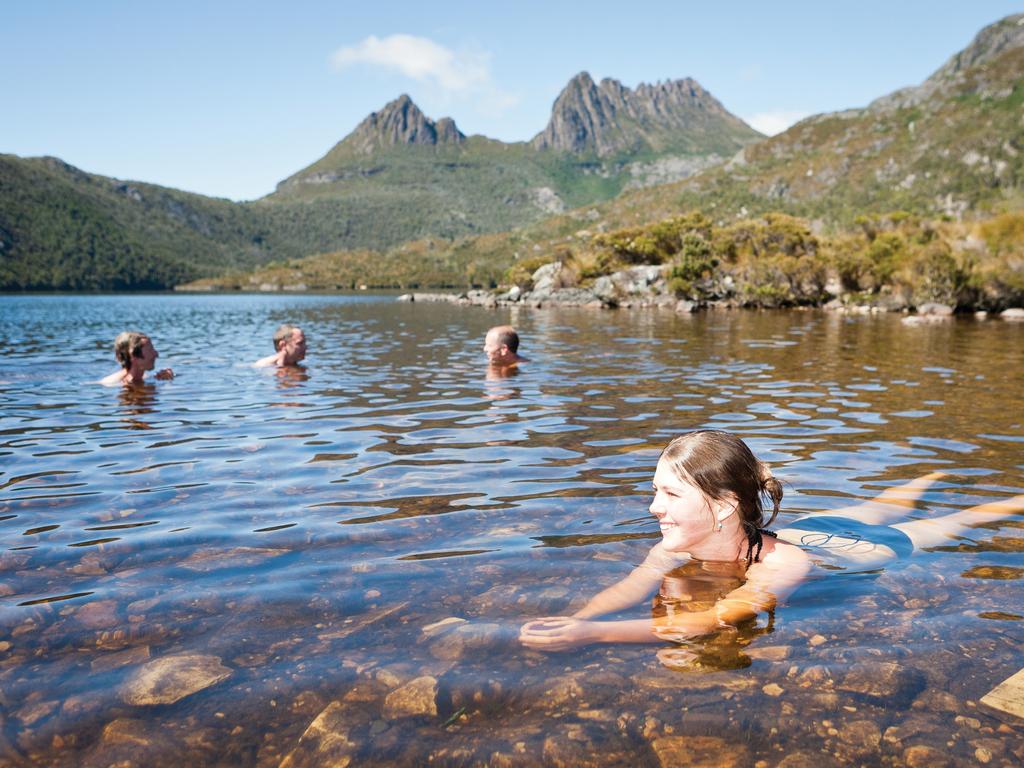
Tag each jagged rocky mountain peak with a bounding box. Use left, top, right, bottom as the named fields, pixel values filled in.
left=347, top=94, right=465, bottom=153
left=532, top=72, right=759, bottom=155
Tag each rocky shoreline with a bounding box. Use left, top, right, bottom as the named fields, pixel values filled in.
left=398, top=262, right=1024, bottom=321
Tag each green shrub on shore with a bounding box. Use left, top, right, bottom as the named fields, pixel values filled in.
left=183, top=208, right=1024, bottom=311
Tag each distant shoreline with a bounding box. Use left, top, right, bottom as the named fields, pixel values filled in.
left=395, top=289, right=1024, bottom=322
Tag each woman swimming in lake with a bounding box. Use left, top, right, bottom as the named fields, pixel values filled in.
left=519, top=429, right=1024, bottom=651
left=100, top=331, right=174, bottom=386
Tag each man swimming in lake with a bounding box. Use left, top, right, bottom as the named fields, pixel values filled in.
left=255, top=324, right=307, bottom=368
left=100, top=332, right=174, bottom=386
left=484, top=325, right=526, bottom=372
left=519, top=429, right=1024, bottom=651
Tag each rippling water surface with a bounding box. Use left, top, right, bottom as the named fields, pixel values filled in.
left=2, top=294, right=1023, bottom=766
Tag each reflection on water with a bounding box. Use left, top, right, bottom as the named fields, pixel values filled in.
left=1, top=295, right=1023, bottom=765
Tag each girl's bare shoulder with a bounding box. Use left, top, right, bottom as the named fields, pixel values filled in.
left=757, top=535, right=812, bottom=572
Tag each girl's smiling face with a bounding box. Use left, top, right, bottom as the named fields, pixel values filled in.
left=650, top=458, right=719, bottom=553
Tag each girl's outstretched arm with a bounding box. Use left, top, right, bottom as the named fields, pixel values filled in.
left=519, top=543, right=682, bottom=650
left=520, top=541, right=811, bottom=651
left=573, top=542, right=687, bottom=619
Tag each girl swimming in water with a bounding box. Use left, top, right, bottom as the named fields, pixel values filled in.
left=519, top=429, right=1023, bottom=651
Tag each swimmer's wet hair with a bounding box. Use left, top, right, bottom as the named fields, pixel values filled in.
left=661, top=430, right=783, bottom=565
left=489, top=326, right=519, bottom=353
left=114, top=331, right=149, bottom=371
left=273, top=324, right=298, bottom=351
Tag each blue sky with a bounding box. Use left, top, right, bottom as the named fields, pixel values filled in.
left=3, top=1, right=1021, bottom=201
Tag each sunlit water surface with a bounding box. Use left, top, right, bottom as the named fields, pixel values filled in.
left=1, top=295, right=1023, bottom=766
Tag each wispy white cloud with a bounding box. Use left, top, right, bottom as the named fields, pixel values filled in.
left=743, top=109, right=811, bottom=136
left=331, top=34, right=490, bottom=94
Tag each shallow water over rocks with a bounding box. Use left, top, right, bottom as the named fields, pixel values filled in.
left=1, top=294, right=1022, bottom=766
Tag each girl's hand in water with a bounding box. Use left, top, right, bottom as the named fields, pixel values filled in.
left=519, top=617, right=597, bottom=651
left=156, top=368, right=174, bottom=380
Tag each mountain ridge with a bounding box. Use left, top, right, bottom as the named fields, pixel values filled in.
left=272, top=70, right=758, bottom=201
left=3, top=13, right=1023, bottom=291
left=531, top=72, right=760, bottom=156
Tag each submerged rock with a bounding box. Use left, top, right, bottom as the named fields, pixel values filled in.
left=836, top=661, right=922, bottom=704
left=834, top=719, right=882, bottom=761
left=120, top=653, right=231, bottom=706
left=382, top=676, right=438, bottom=719
left=82, top=718, right=181, bottom=767
left=428, top=622, right=504, bottom=661
left=279, top=701, right=360, bottom=768
left=541, top=723, right=635, bottom=768
left=903, top=744, right=954, bottom=767
left=775, top=752, right=827, bottom=768
left=650, top=735, right=748, bottom=768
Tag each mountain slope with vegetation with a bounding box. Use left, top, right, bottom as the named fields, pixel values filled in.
left=1, top=73, right=760, bottom=291
left=262, top=77, right=761, bottom=243
left=186, top=14, right=1024, bottom=310
left=0, top=155, right=273, bottom=290
left=625, top=12, right=1024, bottom=225
left=5, top=15, right=1024, bottom=295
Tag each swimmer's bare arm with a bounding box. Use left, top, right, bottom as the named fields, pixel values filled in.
left=100, top=368, right=173, bottom=384
left=520, top=542, right=810, bottom=650
left=520, top=544, right=680, bottom=648
left=100, top=369, right=127, bottom=386
left=573, top=543, right=687, bottom=619
left=253, top=352, right=282, bottom=368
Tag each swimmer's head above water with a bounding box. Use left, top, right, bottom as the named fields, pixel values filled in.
left=114, top=331, right=155, bottom=371
left=254, top=324, right=307, bottom=368
left=101, top=331, right=174, bottom=386
left=273, top=324, right=306, bottom=364
left=484, top=325, right=524, bottom=367
left=654, top=430, right=783, bottom=564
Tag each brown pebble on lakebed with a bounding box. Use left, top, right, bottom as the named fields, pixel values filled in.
left=746, top=644, right=791, bottom=661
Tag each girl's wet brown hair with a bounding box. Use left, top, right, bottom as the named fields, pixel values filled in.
left=114, top=331, right=149, bottom=371
left=661, top=430, right=783, bottom=565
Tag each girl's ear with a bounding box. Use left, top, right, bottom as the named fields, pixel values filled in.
left=715, top=493, right=739, bottom=521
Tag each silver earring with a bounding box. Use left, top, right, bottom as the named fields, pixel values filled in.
left=715, top=521, right=723, bottom=532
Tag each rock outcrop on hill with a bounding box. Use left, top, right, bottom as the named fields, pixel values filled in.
left=342, top=95, right=466, bottom=155
left=870, top=13, right=1024, bottom=111
left=531, top=72, right=761, bottom=156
